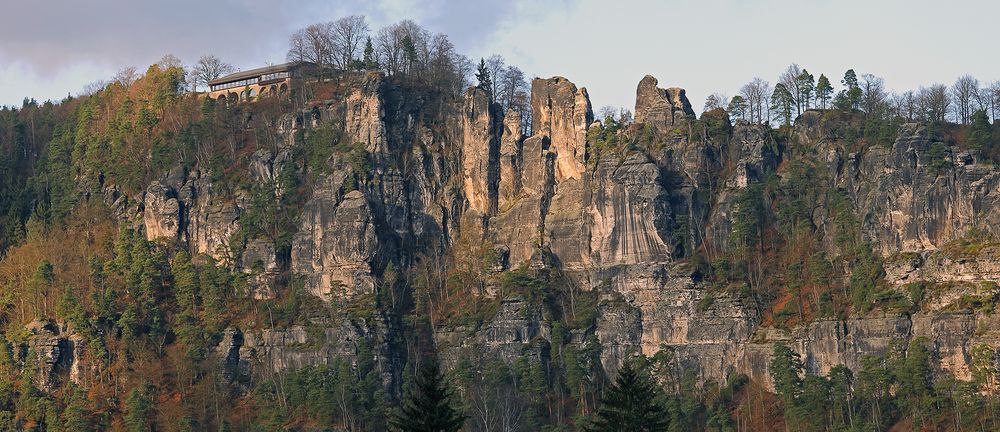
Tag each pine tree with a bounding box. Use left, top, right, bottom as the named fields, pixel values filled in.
left=827, top=365, right=855, bottom=429
left=123, top=383, right=155, bottom=432
left=893, top=338, right=933, bottom=426
left=61, top=384, right=92, bottom=431
left=840, top=69, right=862, bottom=110
left=171, top=251, right=204, bottom=360
left=727, top=95, right=748, bottom=121
left=771, top=343, right=806, bottom=429
left=771, top=83, right=795, bottom=127
left=796, top=69, right=815, bottom=111
left=392, top=357, right=465, bottom=432
left=816, top=74, right=833, bottom=109
left=587, top=362, right=669, bottom=432
left=475, top=58, right=492, bottom=94
left=770, top=343, right=803, bottom=404
left=362, top=37, right=377, bottom=70
left=967, top=109, right=993, bottom=152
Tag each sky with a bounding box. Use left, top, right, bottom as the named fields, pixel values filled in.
left=2, top=0, right=998, bottom=111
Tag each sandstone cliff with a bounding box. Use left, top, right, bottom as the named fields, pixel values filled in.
left=120, top=71, right=1000, bottom=396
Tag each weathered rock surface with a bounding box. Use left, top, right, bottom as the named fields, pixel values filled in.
left=634, top=74, right=695, bottom=128
left=21, top=320, right=83, bottom=392
left=461, top=87, right=501, bottom=218
left=345, top=72, right=387, bottom=155
left=531, top=77, right=592, bottom=183
left=142, top=181, right=181, bottom=241
left=855, top=122, right=1000, bottom=256
left=498, top=110, right=524, bottom=210
left=435, top=297, right=551, bottom=368
left=292, top=187, right=377, bottom=300
left=218, top=314, right=399, bottom=391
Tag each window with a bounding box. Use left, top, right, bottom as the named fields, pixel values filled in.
left=260, top=71, right=289, bottom=82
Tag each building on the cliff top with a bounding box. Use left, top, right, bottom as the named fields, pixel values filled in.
left=206, top=61, right=318, bottom=102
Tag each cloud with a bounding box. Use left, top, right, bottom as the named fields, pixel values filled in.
left=0, top=0, right=522, bottom=104
left=0, top=0, right=297, bottom=74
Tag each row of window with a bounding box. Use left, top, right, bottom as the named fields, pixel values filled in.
left=260, top=71, right=290, bottom=82
left=210, top=72, right=291, bottom=92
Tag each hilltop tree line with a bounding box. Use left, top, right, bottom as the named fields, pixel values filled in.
left=708, top=63, right=1000, bottom=128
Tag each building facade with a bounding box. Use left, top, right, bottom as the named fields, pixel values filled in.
left=206, top=61, right=316, bottom=102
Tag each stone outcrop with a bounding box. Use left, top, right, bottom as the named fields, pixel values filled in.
left=530, top=77, right=592, bottom=183
left=142, top=181, right=181, bottom=241
left=217, top=314, right=399, bottom=391
left=344, top=72, right=387, bottom=155
left=135, top=167, right=241, bottom=262
left=634, top=74, right=695, bottom=128
left=461, top=87, right=501, bottom=218
left=587, top=154, right=672, bottom=267
left=855, top=122, right=1000, bottom=256
left=21, top=320, right=83, bottom=392
left=435, top=297, right=550, bottom=368
left=498, top=110, right=524, bottom=211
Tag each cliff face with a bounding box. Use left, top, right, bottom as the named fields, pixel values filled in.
left=121, top=72, right=1000, bottom=394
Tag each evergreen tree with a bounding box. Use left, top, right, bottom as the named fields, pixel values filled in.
left=967, top=109, right=993, bottom=152
left=827, top=365, right=856, bottom=429
left=842, top=69, right=858, bottom=89
left=839, top=69, right=862, bottom=110
left=402, top=35, right=418, bottom=74
left=61, top=384, right=92, bottom=432
left=893, top=338, right=933, bottom=426
left=362, top=37, right=377, bottom=70
left=816, top=74, right=834, bottom=109
left=170, top=251, right=204, bottom=360
left=587, top=362, right=669, bottom=432
left=123, top=383, right=155, bottom=432
left=475, top=58, right=492, bottom=94
left=771, top=83, right=795, bottom=127
left=392, top=357, right=465, bottom=432
left=727, top=95, right=748, bottom=121
left=770, top=343, right=803, bottom=404
left=771, top=343, right=806, bottom=429
left=796, top=69, right=815, bottom=111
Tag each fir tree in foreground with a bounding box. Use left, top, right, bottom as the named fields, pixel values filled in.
left=587, top=362, right=669, bottom=432
left=392, top=357, right=466, bottom=432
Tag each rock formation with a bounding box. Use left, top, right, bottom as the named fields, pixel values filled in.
left=106, top=71, right=1000, bottom=396
left=634, top=74, right=695, bottom=128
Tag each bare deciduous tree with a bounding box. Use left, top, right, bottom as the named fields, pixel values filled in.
left=156, top=54, right=184, bottom=72
left=484, top=54, right=506, bottom=98
left=332, top=15, right=369, bottom=70
left=988, top=81, right=1000, bottom=122
left=191, top=55, right=235, bottom=91
left=287, top=22, right=335, bottom=69
left=80, top=80, right=109, bottom=97
left=951, top=74, right=980, bottom=124
left=374, top=20, right=431, bottom=77
left=740, top=78, right=771, bottom=124
left=497, top=65, right=527, bottom=112
left=779, top=64, right=804, bottom=115
left=860, top=73, right=888, bottom=117
left=891, top=91, right=918, bottom=121
left=115, top=66, right=138, bottom=89
left=918, top=84, right=950, bottom=122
